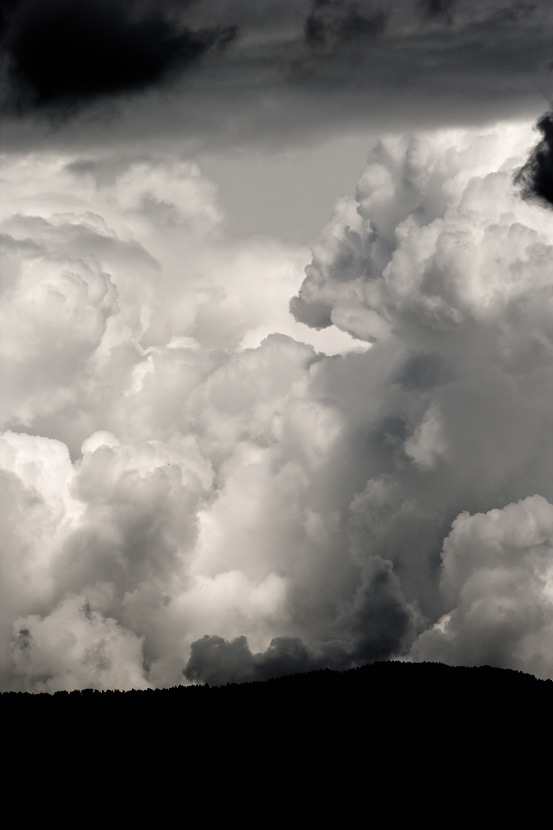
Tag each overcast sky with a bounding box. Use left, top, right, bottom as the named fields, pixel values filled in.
left=1, top=0, right=552, bottom=691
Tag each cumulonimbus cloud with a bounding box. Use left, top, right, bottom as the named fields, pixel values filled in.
left=1, top=118, right=552, bottom=690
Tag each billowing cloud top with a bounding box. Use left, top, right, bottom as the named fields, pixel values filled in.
left=1, top=117, right=552, bottom=690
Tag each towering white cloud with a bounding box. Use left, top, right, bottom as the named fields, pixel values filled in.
left=1, top=120, right=552, bottom=690
left=412, top=496, right=553, bottom=680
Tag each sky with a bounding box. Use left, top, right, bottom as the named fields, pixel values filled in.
left=0, top=0, right=552, bottom=691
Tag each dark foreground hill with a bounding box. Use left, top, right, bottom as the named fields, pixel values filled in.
left=4, top=660, right=552, bottom=731
left=4, top=661, right=551, bottom=815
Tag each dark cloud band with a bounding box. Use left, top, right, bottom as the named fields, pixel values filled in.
left=0, top=0, right=550, bottom=147
left=1, top=0, right=237, bottom=114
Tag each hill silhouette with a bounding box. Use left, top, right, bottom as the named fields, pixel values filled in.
left=4, top=660, right=551, bottom=727
left=4, top=661, right=551, bottom=816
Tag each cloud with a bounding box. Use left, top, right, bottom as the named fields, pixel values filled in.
left=0, top=217, right=120, bottom=426
left=290, top=124, right=552, bottom=340
left=0, top=149, right=366, bottom=689
left=11, top=593, right=151, bottom=692
left=411, top=496, right=553, bottom=680
left=183, top=552, right=419, bottom=687
left=514, top=112, right=553, bottom=208
left=1, top=0, right=237, bottom=115
left=303, top=0, right=388, bottom=53
left=0, top=1, right=550, bottom=152
left=1, top=119, right=552, bottom=689
left=184, top=634, right=315, bottom=686
left=417, top=0, right=456, bottom=20
left=0, top=152, right=360, bottom=445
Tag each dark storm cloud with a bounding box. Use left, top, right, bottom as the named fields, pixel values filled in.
left=184, top=635, right=316, bottom=685
left=514, top=112, right=553, bottom=208
left=340, top=558, right=417, bottom=663
left=0, top=0, right=550, bottom=151
left=394, top=353, right=450, bottom=392
left=304, top=0, right=388, bottom=52
left=0, top=0, right=237, bottom=115
left=15, top=627, right=32, bottom=650
left=489, top=2, right=539, bottom=25
left=184, top=558, right=417, bottom=686
left=417, top=0, right=456, bottom=19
